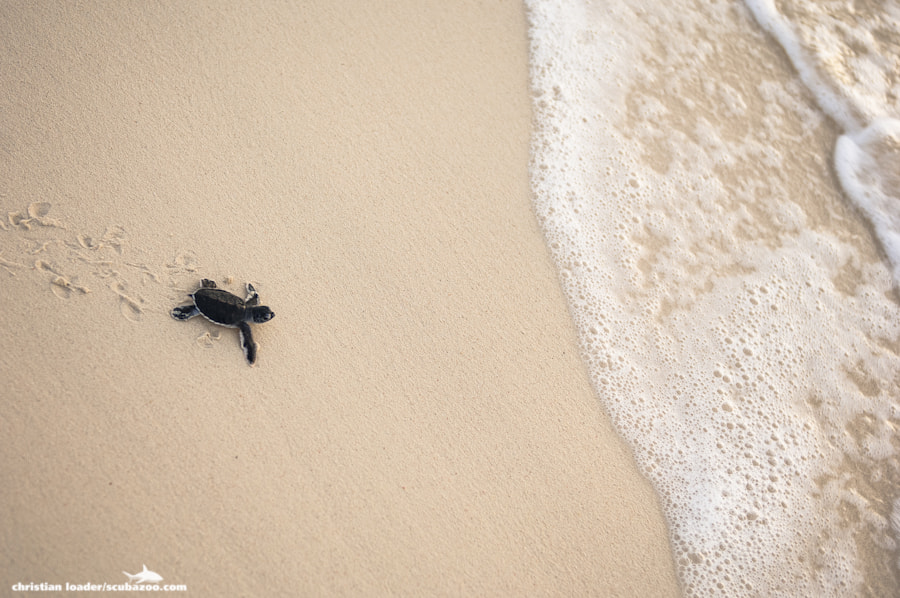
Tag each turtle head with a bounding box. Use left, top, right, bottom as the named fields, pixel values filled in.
left=249, top=306, right=275, bottom=323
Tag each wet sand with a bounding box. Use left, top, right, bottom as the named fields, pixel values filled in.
left=0, top=2, right=680, bottom=595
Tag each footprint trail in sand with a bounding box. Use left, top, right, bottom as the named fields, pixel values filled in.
left=2, top=202, right=201, bottom=323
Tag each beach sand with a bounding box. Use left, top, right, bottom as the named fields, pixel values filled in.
left=1, top=2, right=680, bottom=595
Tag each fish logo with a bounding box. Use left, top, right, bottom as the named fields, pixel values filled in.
left=122, top=564, right=163, bottom=584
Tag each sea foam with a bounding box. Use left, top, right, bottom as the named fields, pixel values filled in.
left=527, top=0, right=900, bottom=595
left=743, top=0, right=900, bottom=288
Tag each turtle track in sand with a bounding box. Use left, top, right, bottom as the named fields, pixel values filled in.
left=1, top=201, right=203, bottom=323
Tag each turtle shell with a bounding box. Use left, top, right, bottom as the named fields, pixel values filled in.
left=192, top=288, right=246, bottom=326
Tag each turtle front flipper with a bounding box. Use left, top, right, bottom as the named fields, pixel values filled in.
left=238, top=321, right=258, bottom=365
left=171, top=304, right=200, bottom=320
left=245, top=283, right=260, bottom=306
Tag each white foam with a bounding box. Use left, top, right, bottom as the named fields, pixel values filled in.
left=835, top=119, right=900, bottom=284
left=743, top=0, right=900, bottom=285
left=527, top=0, right=900, bottom=594
left=742, top=0, right=863, bottom=131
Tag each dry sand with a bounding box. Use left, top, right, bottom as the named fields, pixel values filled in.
left=1, top=1, right=680, bottom=595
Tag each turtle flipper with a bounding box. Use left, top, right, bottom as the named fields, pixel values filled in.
left=172, top=304, right=200, bottom=320
left=201, top=279, right=217, bottom=288
left=238, top=321, right=258, bottom=365
left=245, top=283, right=260, bottom=306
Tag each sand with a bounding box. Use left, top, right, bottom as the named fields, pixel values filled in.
left=1, top=1, right=680, bottom=595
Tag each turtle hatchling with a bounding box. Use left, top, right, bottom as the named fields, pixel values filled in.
left=172, top=279, right=275, bottom=365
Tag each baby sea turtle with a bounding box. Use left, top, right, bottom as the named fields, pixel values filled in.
left=172, top=279, right=275, bottom=365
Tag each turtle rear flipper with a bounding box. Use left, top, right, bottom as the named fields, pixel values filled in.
left=238, top=321, right=258, bottom=365
left=172, top=304, right=200, bottom=320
